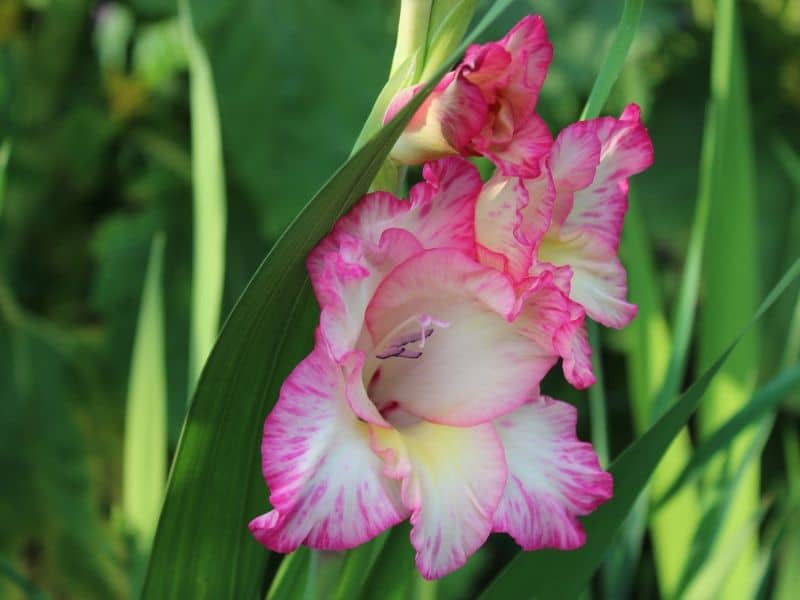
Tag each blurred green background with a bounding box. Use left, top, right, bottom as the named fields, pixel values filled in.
left=1, top=0, right=800, bottom=598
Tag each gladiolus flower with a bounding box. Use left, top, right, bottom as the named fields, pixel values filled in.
left=384, top=15, right=553, bottom=178
left=249, top=158, right=612, bottom=579
left=475, top=104, right=654, bottom=339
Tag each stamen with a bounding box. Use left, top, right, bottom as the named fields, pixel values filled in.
left=375, top=313, right=449, bottom=360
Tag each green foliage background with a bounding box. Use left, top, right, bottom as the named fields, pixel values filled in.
left=1, top=0, right=800, bottom=598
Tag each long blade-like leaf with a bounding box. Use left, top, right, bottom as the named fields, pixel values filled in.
left=622, top=196, right=701, bottom=596
left=478, top=258, right=800, bottom=600
left=0, top=141, right=10, bottom=218
left=181, top=0, right=228, bottom=393
left=578, top=0, right=643, bottom=122
left=265, top=549, right=310, bottom=600
left=655, top=362, right=800, bottom=507
left=142, top=3, right=514, bottom=597
left=331, top=531, right=390, bottom=600
left=123, top=233, right=167, bottom=553
left=695, top=2, right=761, bottom=594
left=359, top=525, right=417, bottom=600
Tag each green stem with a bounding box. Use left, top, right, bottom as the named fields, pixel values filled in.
left=390, top=0, right=433, bottom=77
left=587, top=321, right=609, bottom=467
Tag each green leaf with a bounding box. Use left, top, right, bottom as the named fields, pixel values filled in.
left=359, top=525, right=416, bottom=600
left=478, top=258, right=800, bottom=600
left=142, top=4, right=516, bottom=596
left=647, top=102, right=713, bottom=422
left=671, top=417, right=771, bottom=599
left=181, top=0, right=228, bottom=393
left=694, top=2, right=761, bottom=595
left=775, top=517, right=800, bottom=600
left=682, top=500, right=767, bottom=600
left=578, top=0, right=643, bottom=121
left=0, top=556, right=49, bottom=600
left=303, top=551, right=345, bottom=600
left=330, top=531, right=390, bottom=600
left=265, top=549, right=310, bottom=600
left=0, top=141, right=10, bottom=218
left=622, top=195, right=700, bottom=597
left=655, top=363, right=800, bottom=507
left=123, top=233, right=168, bottom=554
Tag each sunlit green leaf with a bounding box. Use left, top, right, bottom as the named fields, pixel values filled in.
left=695, top=2, right=761, bottom=594
left=181, top=0, right=228, bottom=393
left=656, top=363, right=800, bottom=507
left=123, top=233, right=167, bottom=557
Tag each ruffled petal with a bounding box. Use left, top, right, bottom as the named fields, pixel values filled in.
left=371, top=420, right=507, bottom=579
left=460, top=42, right=512, bottom=100
left=549, top=120, right=602, bottom=228
left=512, top=268, right=595, bottom=389
left=559, top=103, right=654, bottom=249
left=329, top=157, right=481, bottom=255
left=533, top=105, right=650, bottom=329
left=550, top=120, right=602, bottom=194
left=480, top=113, right=553, bottom=178
left=475, top=174, right=533, bottom=281
left=492, top=396, right=612, bottom=550
left=521, top=171, right=557, bottom=253
left=538, top=230, right=637, bottom=329
left=400, top=157, right=482, bottom=252
left=463, top=15, right=552, bottom=120
left=475, top=166, right=555, bottom=282
left=309, top=228, right=423, bottom=360
left=249, top=338, right=407, bottom=552
left=364, top=249, right=558, bottom=426
left=307, top=157, right=482, bottom=361
left=553, top=308, right=595, bottom=389
left=463, top=15, right=554, bottom=175
left=494, top=15, right=553, bottom=123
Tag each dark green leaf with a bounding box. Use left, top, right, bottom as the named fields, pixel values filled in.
left=265, top=549, right=310, bottom=600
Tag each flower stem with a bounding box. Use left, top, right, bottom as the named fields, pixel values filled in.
left=587, top=321, right=609, bottom=468
left=390, top=0, right=433, bottom=77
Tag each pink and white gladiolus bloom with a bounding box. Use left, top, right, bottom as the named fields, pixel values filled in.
left=384, top=15, right=553, bottom=178
left=476, top=104, right=655, bottom=340
left=249, top=158, right=612, bottom=579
